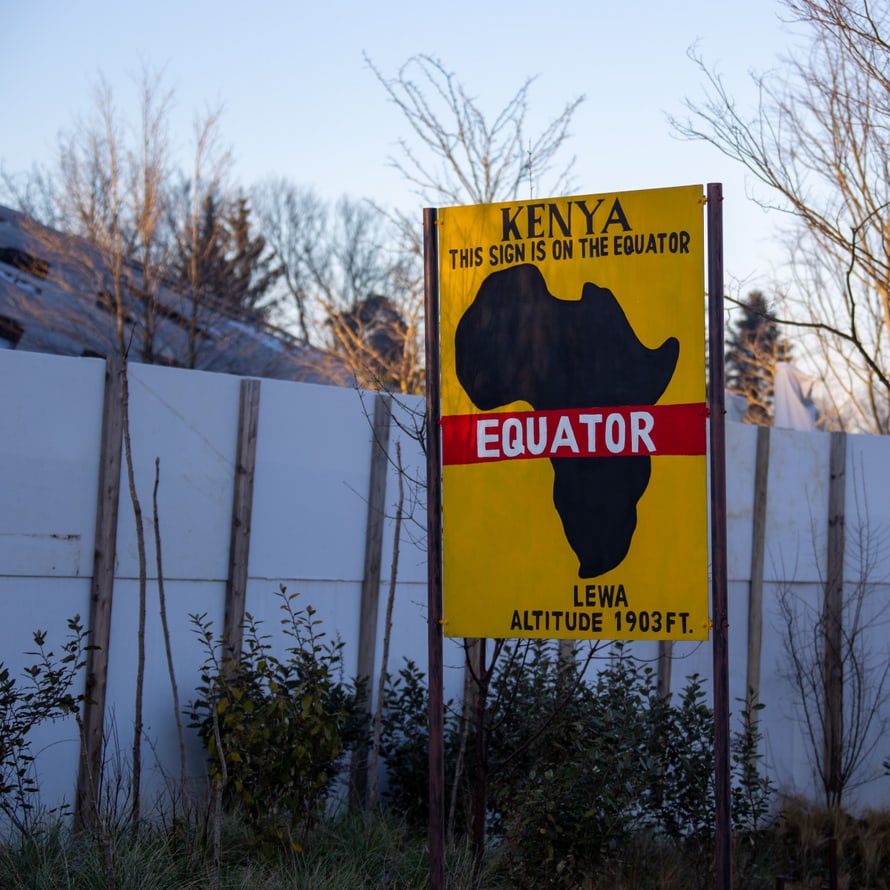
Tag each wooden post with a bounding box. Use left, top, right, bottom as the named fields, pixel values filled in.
left=462, top=637, right=483, bottom=732
left=824, top=432, right=846, bottom=801
left=557, top=638, right=577, bottom=683
left=223, top=378, right=261, bottom=661
left=75, top=356, right=124, bottom=831
left=746, top=424, right=771, bottom=719
left=350, top=393, right=392, bottom=807
left=471, top=636, right=488, bottom=873
left=657, top=639, right=673, bottom=699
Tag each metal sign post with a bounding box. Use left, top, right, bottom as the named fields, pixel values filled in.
left=423, top=207, right=446, bottom=890
left=707, top=182, right=732, bottom=889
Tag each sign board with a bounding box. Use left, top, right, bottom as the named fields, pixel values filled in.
left=436, top=185, right=710, bottom=641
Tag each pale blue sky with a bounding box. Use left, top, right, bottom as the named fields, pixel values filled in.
left=2, top=0, right=800, bottom=289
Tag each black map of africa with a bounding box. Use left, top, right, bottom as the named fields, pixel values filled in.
left=454, top=263, right=679, bottom=577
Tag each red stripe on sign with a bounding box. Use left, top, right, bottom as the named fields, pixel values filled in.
left=440, top=403, right=708, bottom=466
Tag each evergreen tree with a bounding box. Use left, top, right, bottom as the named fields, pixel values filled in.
left=169, top=188, right=230, bottom=367
left=190, top=191, right=229, bottom=300
left=172, top=192, right=281, bottom=320
left=223, top=195, right=282, bottom=320
left=725, top=291, right=791, bottom=425
left=168, top=190, right=282, bottom=367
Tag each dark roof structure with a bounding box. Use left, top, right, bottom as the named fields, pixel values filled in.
left=0, top=205, right=347, bottom=384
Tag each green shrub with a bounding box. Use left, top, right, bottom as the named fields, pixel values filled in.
left=378, top=658, right=465, bottom=830
left=379, top=641, right=776, bottom=888
left=656, top=673, right=715, bottom=841
left=188, top=587, right=366, bottom=851
left=486, top=644, right=663, bottom=885
left=0, top=616, right=89, bottom=832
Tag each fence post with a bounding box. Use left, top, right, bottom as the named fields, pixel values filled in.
left=223, top=378, right=261, bottom=661
left=657, top=640, right=673, bottom=699
left=75, top=356, right=124, bottom=831
left=746, top=424, right=770, bottom=721
left=350, top=393, right=393, bottom=807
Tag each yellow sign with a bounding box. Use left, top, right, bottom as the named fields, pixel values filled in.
left=437, top=185, right=709, bottom=641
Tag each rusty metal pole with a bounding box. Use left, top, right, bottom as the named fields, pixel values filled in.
left=707, top=182, right=732, bottom=889
left=424, top=207, right=446, bottom=890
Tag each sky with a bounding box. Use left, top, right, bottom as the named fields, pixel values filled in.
left=2, top=0, right=803, bottom=293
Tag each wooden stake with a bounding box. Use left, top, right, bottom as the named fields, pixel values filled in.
left=746, top=424, right=770, bottom=718
left=75, top=356, right=124, bottom=831
left=351, top=393, right=392, bottom=807
left=223, top=378, right=261, bottom=661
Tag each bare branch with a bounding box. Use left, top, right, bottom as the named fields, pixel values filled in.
left=365, top=53, right=584, bottom=205
left=674, top=2, right=890, bottom=431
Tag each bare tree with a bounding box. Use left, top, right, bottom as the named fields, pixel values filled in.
left=253, top=182, right=422, bottom=391
left=362, top=54, right=587, bottom=857
left=673, top=0, right=890, bottom=432
left=377, top=54, right=583, bottom=390
left=52, top=70, right=162, bottom=827
left=15, top=68, right=255, bottom=828
left=249, top=180, right=327, bottom=343
left=365, top=53, right=584, bottom=206
left=0, top=163, right=61, bottom=228
left=4, top=74, right=292, bottom=379
left=57, top=70, right=175, bottom=364
left=776, top=462, right=890, bottom=808
left=365, top=50, right=584, bottom=297
left=252, top=56, right=585, bottom=397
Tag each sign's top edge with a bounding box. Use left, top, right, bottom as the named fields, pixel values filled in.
left=434, top=183, right=707, bottom=213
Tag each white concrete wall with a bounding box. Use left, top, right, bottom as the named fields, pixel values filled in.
left=2, top=349, right=889, bottom=815
left=0, top=351, right=439, bottom=812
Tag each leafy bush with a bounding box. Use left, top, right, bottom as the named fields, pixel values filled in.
left=657, top=673, right=716, bottom=841
left=379, top=641, right=776, bottom=888
left=490, top=648, right=776, bottom=887
left=378, top=658, right=464, bottom=829
left=188, top=587, right=366, bottom=850
left=731, top=700, right=778, bottom=884
left=0, top=616, right=89, bottom=831
left=485, top=644, right=663, bottom=885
